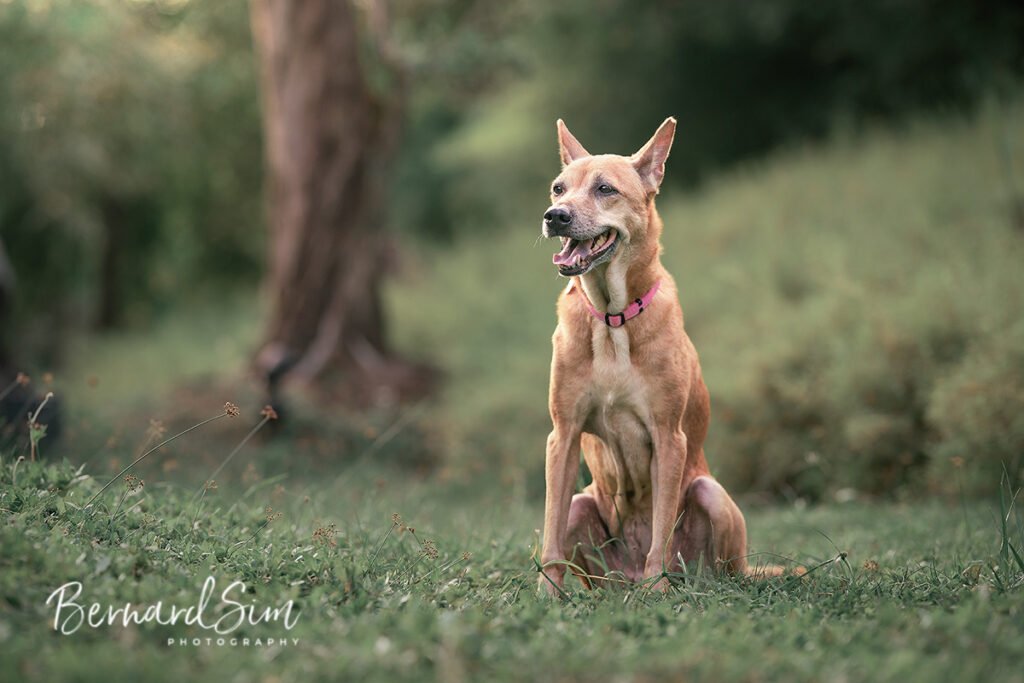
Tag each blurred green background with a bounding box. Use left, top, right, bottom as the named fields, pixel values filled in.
left=1, top=0, right=1023, bottom=501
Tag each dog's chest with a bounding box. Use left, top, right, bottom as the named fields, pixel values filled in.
left=582, top=328, right=655, bottom=500
left=587, top=330, right=648, bottom=410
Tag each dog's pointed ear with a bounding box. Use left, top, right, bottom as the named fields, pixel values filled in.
left=557, top=119, right=590, bottom=167
left=632, top=117, right=676, bottom=193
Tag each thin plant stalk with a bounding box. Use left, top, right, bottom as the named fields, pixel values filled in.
left=194, top=412, right=273, bottom=503
left=27, top=392, right=53, bottom=461
left=186, top=407, right=276, bottom=533
left=365, top=520, right=400, bottom=575
left=400, top=529, right=433, bottom=580
left=533, top=556, right=574, bottom=602
left=231, top=520, right=272, bottom=551
left=11, top=455, right=25, bottom=486
left=109, top=489, right=129, bottom=525
left=131, top=422, right=166, bottom=463
left=86, top=408, right=234, bottom=508
left=190, top=485, right=212, bottom=531
left=228, top=508, right=281, bottom=555
left=27, top=392, right=52, bottom=424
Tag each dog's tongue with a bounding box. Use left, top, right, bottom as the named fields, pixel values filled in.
left=553, top=239, right=591, bottom=266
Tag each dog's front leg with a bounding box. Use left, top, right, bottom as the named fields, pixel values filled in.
left=643, top=429, right=687, bottom=592
left=538, top=425, right=582, bottom=598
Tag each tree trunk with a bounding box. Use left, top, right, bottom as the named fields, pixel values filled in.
left=250, top=0, right=433, bottom=408
left=96, top=198, right=127, bottom=330
left=0, top=237, right=14, bottom=372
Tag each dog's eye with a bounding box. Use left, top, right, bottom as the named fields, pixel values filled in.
left=552, top=183, right=565, bottom=196
left=597, top=184, right=617, bottom=195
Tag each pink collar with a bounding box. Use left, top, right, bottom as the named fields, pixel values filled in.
left=576, top=278, right=662, bottom=328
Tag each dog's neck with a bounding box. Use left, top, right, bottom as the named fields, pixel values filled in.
left=577, top=202, right=663, bottom=315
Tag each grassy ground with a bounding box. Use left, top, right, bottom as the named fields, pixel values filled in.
left=3, top=105, right=1023, bottom=680
left=1, top=453, right=1022, bottom=683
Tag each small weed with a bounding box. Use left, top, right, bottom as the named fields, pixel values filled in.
left=26, top=391, right=52, bottom=462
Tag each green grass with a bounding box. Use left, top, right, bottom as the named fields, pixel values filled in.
left=0, top=454, right=1022, bottom=682
left=58, top=294, right=262, bottom=421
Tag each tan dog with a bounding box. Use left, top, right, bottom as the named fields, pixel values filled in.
left=538, top=118, right=754, bottom=596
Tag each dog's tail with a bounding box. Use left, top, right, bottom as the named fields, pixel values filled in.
left=744, top=563, right=802, bottom=579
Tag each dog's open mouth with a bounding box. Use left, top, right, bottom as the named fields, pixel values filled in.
left=551, top=229, right=618, bottom=276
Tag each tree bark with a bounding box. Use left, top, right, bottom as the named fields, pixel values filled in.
left=0, top=237, right=14, bottom=372
left=250, top=0, right=433, bottom=408
left=96, top=198, right=127, bottom=330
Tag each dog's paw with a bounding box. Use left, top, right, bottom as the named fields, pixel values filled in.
left=537, top=570, right=568, bottom=600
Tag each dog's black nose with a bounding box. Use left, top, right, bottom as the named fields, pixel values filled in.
left=544, top=207, right=572, bottom=227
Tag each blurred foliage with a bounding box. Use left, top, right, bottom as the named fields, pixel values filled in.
left=655, top=106, right=1024, bottom=501
left=4, top=0, right=1022, bottom=357
left=927, top=334, right=1024, bottom=496
left=0, top=0, right=262, bottom=363
left=399, top=0, right=1024, bottom=239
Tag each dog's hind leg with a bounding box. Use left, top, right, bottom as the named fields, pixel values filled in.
left=561, top=493, right=626, bottom=589
left=674, top=475, right=748, bottom=574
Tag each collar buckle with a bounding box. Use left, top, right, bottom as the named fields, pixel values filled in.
left=604, top=312, right=627, bottom=328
